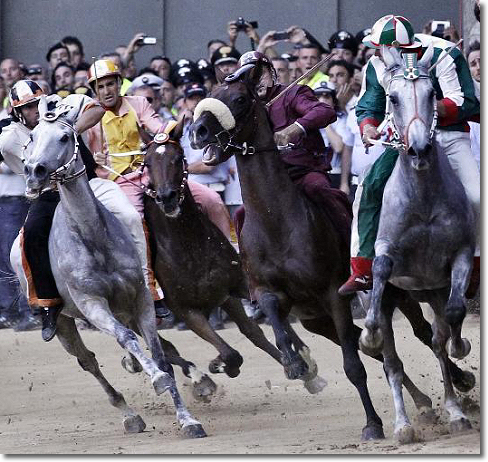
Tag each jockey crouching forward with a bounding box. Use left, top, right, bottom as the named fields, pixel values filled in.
left=0, top=80, right=151, bottom=341
left=85, top=60, right=232, bottom=299
left=338, top=15, right=480, bottom=297
left=233, top=51, right=352, bottom=246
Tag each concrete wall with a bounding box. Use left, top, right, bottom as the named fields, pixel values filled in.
left=0, top=0, right=463, bottom=69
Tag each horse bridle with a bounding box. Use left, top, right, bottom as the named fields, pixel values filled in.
left=374, top=65, right=438, bottom=152
left=142, top=133, right=189, bottom=205
left=22, top=112, right=86, bottom=187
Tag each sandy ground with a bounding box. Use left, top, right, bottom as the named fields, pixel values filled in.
left=0, top=312, right=480, bottom=455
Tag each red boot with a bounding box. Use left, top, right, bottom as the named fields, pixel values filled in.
left=465, top=256, right=480, bottom=299
left=338, top=257, right=373, bottom=295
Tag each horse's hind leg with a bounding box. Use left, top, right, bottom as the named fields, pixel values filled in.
left=379, top=300, right=416, bottom=444
left=136, top=303, right=207, bottom=438
left=55, top=315, right=146, bottom=433
left=328, top=303, right=385, bottom=441
left=396, top=293, right=475, bottom=392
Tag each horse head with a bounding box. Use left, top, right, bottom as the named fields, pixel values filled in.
left=24, top=95, right=82, bottom=198
left=190, top=63, right=265, bottom=165
left=381, top=43, right=436, bottom=170
left=144, top=125, right=187, bottom=217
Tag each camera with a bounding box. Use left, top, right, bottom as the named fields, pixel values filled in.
left=138, top=36, right=157, bottom=45
left=272, top=31, right=290, bottom=41
left=235, top=17, right=258, bottom=31
left=431, top=21, right=450, bottom=39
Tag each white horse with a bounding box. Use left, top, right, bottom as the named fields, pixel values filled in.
left=359, top=45, right=475, bottom=443
left=11, top=96, right=206, bottom=438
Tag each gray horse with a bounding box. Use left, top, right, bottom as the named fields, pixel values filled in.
left=359, top=45, right=476, bottom=442
left=14, top=97, right=206, bottom=438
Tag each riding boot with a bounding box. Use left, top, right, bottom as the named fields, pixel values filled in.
left=40, top=305, right=62, bottom=342
left=338, top=257, right=373, bottom=295
left=465, top=256, right=480, bottom=299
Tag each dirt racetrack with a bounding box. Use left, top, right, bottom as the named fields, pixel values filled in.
left=0, top=312, right=480, bottom=454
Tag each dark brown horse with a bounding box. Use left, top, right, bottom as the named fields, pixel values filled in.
left=142, top=131, right=310, bottom=390
left=189, top=67, right=475, bottom=440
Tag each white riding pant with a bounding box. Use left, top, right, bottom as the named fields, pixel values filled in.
left=89, top=178, right=151, bottom=286
left=435, top=129, right=480, bottom=255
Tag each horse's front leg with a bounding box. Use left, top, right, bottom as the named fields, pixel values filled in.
left=359, top=254, right=393, bottom=356
left=446, top=249, right=472, bottom=359
left=257, top=291, right=309, bottom=381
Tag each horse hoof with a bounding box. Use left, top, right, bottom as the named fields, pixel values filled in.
left=395, top=425, right=416, bottom=445
left=447, top=338, right=471, bottom=359
left=152, top=372, right=173, bottom=395
left=224, top=365, right=240, bottom=378
left=359, top=329, right=383, bottom=357
left=183, top=423, right=207, bottom=439
left=121, top=355, right=143, bottom=374
left=361, top=423, right=385, bottom=441
left=303, top=375, right=327, bottom=394
left=284, top=358, right=309, bottom=381
left=209, top=357, right=225, bottom=374
left=192, top=375, right=218, bottom=402
left=123, top=414, right=146, bottom=433
left=417, top=407, right=438, bottom=425
left=450, top=417, right=472, bottom=434
left=453, top=370, right=476, bottom=393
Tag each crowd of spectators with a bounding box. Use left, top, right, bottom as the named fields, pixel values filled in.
left=0, top=11, right=481, bottom=331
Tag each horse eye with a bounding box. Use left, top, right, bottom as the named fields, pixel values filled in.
left=389, top=95, right=399, bottom=106
left=60, top=134, right=69, bottom=142
left=236, top=96, right=246, bottom=105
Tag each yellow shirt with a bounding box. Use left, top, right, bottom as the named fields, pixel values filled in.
left=299, top=70, right=329, bottom=89
left=102, top=105, right=143, bottom=180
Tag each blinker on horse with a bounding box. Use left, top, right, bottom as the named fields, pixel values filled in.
left=18, top=96, right=207, bottom=438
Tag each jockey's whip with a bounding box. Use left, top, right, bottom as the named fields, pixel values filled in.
left=265, top=53, right=335, bottom=108
left=427, top=38, right=463, bottom=73
left=91, top=56, right=107, bottom=161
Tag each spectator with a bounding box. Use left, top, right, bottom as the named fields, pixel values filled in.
left=271, top=57, right=290, bottom=85
left=25, top=64, right=47, bottom=82
left=35, top=79, right=51, bottom=95
left=227, top=19, right=260, bottom=51
left=354, top=28, right=372, bottom=66
left=285, top=55, right=302, bottom=82
left=61, top=35, right=86, bottom=67
left=0, top=77, right=7, bottom=119
left=74, top=62, right=91, bottom=90
left=296, top=44, right=327, bottom=88
left=0, top=58, right=24, bottom=91
left=131, top=84, right=163, bottom=116
left=197, top=59, right=217, bottom=93
left=328, top=30, right=358, bottom=63
left=160, top=78, right=177, bottom=121
left=467, top=41, right=480, bottom=171
left=325, top=59, right=356, bottom=113
left=313, top=81, right=351, bottom=194
left=52, top=61, right=76, bottom=95
left=210, top=46, right=240, bottom=77
left=207, top=39, right=227, bottom=61
left=170, top=59, right=204, bottom=96
left=45, top=42, right=70, bottom=71
left=150, top=55, right=172, bottom=79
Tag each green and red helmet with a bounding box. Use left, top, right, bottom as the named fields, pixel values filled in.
left=363, top=15, right=422, bottom=50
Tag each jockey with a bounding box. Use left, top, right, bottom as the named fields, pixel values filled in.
left=234, top=51, right=352, bottom=244
left=0, top=80, right=151, bottom=341
left=338, top=15, right=480, bottom=296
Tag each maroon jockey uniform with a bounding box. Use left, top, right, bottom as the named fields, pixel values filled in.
left=235, top=51, right=352, bottom=244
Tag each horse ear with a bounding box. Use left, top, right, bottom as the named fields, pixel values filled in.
left=38, top=95, right=48, bottom=118
left=380, top=45, right=401, bottom=69
left=215, top=66, right=226, bottom=85
left=418, top=42, right=435, bottom=69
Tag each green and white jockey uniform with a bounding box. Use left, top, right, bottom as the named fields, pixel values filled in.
left=339, top=22, right=480, bottom=295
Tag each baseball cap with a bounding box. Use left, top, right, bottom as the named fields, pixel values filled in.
left=313, top=80, right=336, bottom=96
left=184, top=82, right=207, bottom=98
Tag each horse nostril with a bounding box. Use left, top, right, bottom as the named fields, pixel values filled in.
left=196, top=125, right=208, bottom=141
left=33, top=164, right=48, bottom=179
